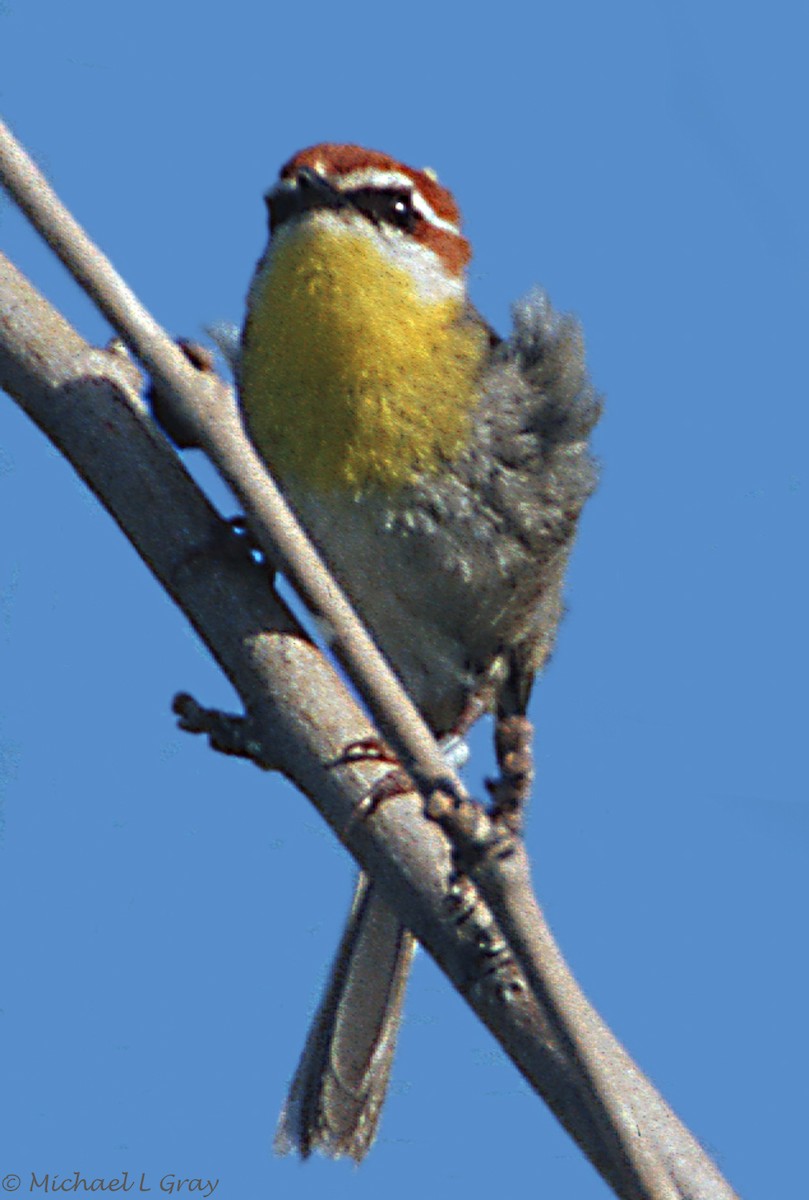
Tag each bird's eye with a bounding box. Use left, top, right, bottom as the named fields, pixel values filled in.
left=389, top=194, right=416, bottom=229
left=347, top=187, right=421, bottom=233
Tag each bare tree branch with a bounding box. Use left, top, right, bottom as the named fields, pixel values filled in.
left=1, top=115, right=739, bottom=1200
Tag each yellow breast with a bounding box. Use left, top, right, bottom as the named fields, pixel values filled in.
left=239, top=219, right=488, bottom=493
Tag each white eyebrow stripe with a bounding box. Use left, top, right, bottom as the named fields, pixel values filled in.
left=327, top=167, right=462, bottom=235
left=332, top=167, right=416, bottom=191
left=410, top=192, right=461, bottom=235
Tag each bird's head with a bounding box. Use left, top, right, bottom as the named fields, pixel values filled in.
left=264, top=143, right=471, bottom=304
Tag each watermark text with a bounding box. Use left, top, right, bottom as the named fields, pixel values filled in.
left=2, top=1173, right=219, bottom=1197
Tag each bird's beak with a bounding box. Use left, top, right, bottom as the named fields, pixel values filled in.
left=266, top=167, right=348, bottom=233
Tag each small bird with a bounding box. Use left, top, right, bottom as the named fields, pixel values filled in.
left=238, top=143, right=601, bottom=1161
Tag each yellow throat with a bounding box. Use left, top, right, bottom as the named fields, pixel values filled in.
left=240, top=219, right=488, bottom=494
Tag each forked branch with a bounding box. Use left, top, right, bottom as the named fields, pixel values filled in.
left=0, top=117, right=737, bottom=1200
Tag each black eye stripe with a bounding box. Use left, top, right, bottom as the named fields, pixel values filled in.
left=343, top=186, right=421, bottom=231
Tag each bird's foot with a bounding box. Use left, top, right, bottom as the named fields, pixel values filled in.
left=486, top=714, right=534, bottom=833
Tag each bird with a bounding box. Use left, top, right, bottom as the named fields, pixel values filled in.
left=237, top=142, right=601, bottom=1162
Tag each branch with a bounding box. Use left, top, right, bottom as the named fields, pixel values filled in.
left=0, top=118, right=739, bottom=1200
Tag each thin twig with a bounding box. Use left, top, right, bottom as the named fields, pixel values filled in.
left=0, top=115, right=456, bottom=806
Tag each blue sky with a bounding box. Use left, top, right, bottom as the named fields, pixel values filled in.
left=1, top=2, right=807, bottom=1197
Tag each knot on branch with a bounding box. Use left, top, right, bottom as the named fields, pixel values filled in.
left=173, top=691, right=278, bottom=770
